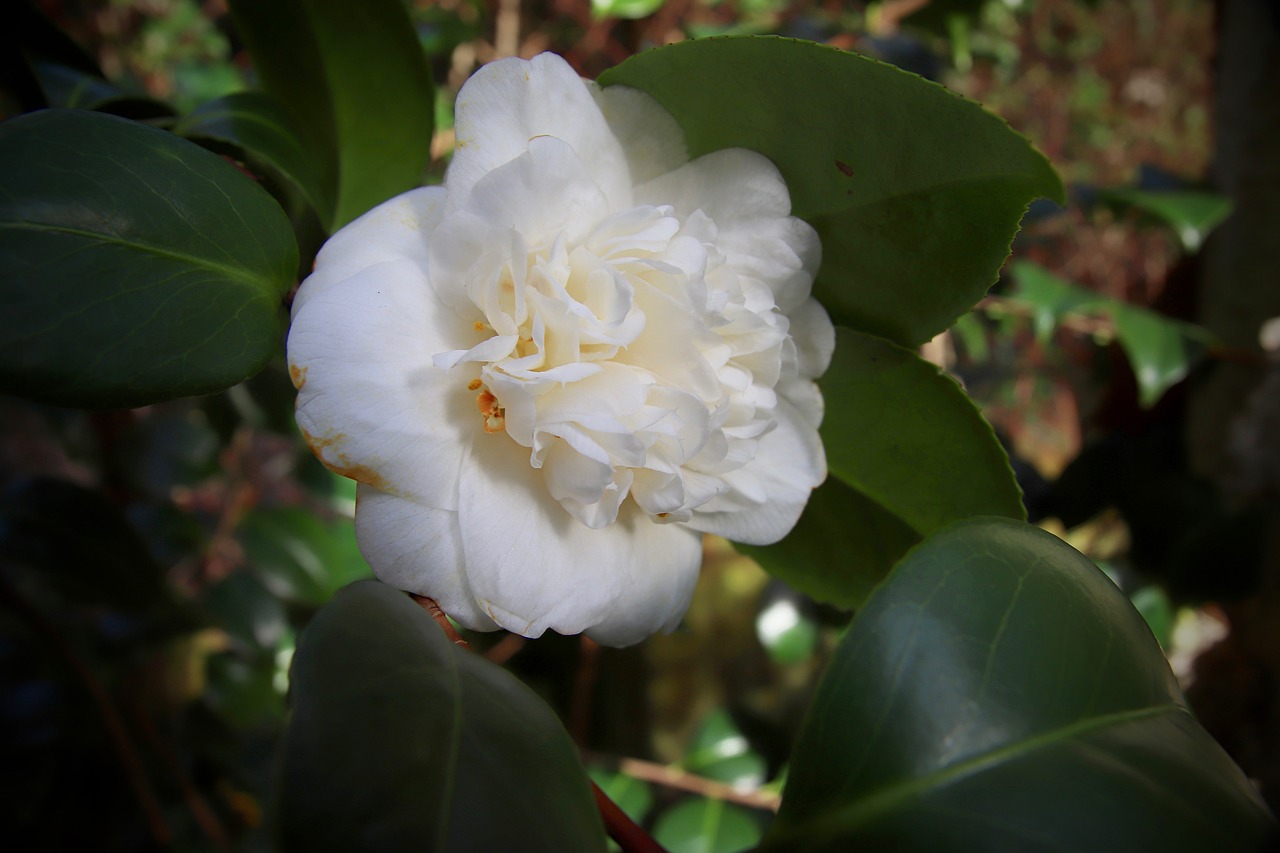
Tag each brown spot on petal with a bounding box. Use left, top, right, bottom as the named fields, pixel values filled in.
left=289, top=362, right=308, bottom=390
left=835, top=160, right=854, bottom=177
left=297, top=425, right=394, bottom=493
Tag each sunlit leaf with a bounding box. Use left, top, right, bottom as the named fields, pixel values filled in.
left=683, top=710, right=766, bottom=789
left=653, top=798, right=762, bottom=853
left=276, top=580, right=607, bottom=852
left=767, top=519, right=1276, bottom=852
left=0, top=109, right=297, bottom=408
left=238, top=507, right=370, bottom=607
left=1008, top=260, right=1103, bottom=342
left=591, top=0, right=667, bottom=20
left=601, top=37, right=1063, bottom=346
left=1098, top=188, right=1232, bottom=253
left=589, top=768, right=654, bottom=825
left=228, top=0, right=434, bottom=231
left=1109, top=302, right=1211, bottom=408
left=755, top=597, right=819, bottom=666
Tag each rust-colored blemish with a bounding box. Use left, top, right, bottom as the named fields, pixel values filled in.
left=835, top=160, right=854, bottom=177
left=288, top=362, right=307, bottom=390
left=297, top=425, right=394, bottom=492
left=476, top=389, right=506, bottom=433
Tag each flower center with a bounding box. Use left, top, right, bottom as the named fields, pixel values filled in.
left=440, top=204, right=789, bottom=530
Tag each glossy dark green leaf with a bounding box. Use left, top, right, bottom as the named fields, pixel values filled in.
left=238, top=507, right=370, bottom=607
left=0, top=109, right=297, bottom=408
left=653, top=798, right=762, bottom=853
left=228, top=0, right=434, bottom=231
left=175, top=92, right=331, bottom=217
left=1098, top=188, right=1232, bottom=253
left=766, top=519, right=1276, bottom=852
left=600, top=37, right=1063, bottom=346
left=821, top=327, right=1024, bottom=531
left=28, top=60, right=174, bottom=120
left=276, top=580, right=607, bottom=853
left=740, top=476, right=919, bottom=610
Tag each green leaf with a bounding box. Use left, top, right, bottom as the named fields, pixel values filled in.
left=276, top=580, right=607, bottom=853
left=175, top=91, right=332, bottom=218
left=228, top=0, right=434, bottom=231
left=683, top=710, right=766, bottom=788
left=1097, top=188, right=1232, bottom=253
left=591, top=0, right=667, bottom=20
left=206, top=570, right=287, bottom=652
left=821, top=327, right=1024, bottom=532
left=0, top=109, right=297, bottom=408
left=1109, top=301, right=1211, bottom=408
left=238, top=507, right=370, bottom=607
left=653, top=798, right=762, bottom=853
left=589, top=768, right=654, bottom=825
left=600, top=36, right=1063, bottom=346
left=1007, top=262, right=1211, bottom=407
left=1008, top=260, right=1102, bottom=342
left=756, top=596, right=819, bottom=666
left=766, top=518, right=1276, bottom=852
left=740, top=476, right=919, bottom=610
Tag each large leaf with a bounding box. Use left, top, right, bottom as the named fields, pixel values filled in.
left=653, top=798, right=761, bottom=853
left=600, top=37, right=1063, bottom=346
left=765, top=519, right=1276, bottom=851
left=275, top=580, right=607, bottom=853
left=175, top=91, right=332, bottom=218
left=228, top=0, right=434, bottom=231
left=821, top=327, right=1024, bottom=531
left=739, top=476, right=918, bottom=610
left=0, top=109, right=297, bottom=408
left=745, top=327, right=1022, bottom=608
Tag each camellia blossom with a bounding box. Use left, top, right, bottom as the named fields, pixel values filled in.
left=287, top=52, right=833, bottom=646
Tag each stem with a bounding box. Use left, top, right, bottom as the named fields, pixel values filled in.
left=410, top=593, right=468, bottom=647
left=592, top=779, right=669, bottom=853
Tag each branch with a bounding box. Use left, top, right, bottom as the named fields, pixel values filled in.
left=596, top=755, right=783, bottom=812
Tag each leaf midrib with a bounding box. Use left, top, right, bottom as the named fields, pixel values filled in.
left=786, top=702, right=1181, bottom=843
left=0, top=219, right=268, bottom=287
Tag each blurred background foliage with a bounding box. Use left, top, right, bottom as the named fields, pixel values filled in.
left=2, top=0, right=1278, bottom=850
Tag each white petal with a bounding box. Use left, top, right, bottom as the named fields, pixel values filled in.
left=292, top=187, right=445, bottom=314
left=687, top=398, right=826, bottom=545
left=455, top=432, right=702, bottom=646
left=635, top=148, right=792, bottom=222
left=589, top=82, right=689, bottom=184
left=449, top=53, right=632, bottom=212
left=288, top=260, right=482, bottom=507
left=788, top=297, right=835, bottom=380
left=354, top=484, right=498, bottom=631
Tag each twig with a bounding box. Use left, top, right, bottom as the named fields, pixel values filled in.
left=0, top=574, right=171, bottom=846
left=597, top=755, right=783, bottom=812
left=569, top=635, right=601, bottom=747
left=410, top=593, right=469, bottom=647
left=484, top=632, right=526, bottom=664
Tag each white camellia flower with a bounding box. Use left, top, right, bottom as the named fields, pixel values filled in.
left=287, top=52, right=834, bottom=646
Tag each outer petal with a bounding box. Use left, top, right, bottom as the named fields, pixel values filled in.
left=686, top=398, right=826, bottom=545
left=354, top=484, right=498, bottom=631
left=288, top=258, right=484, bottom=507
left=588, top=82, right=688, bottom=184
left=292, top=187, right=445, bottom=313
left=456, top=431, right=703, bottom=646
left=450, top=53, right=632, bottom=213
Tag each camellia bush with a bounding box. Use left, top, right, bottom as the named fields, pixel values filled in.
left=1, top=1, right=1274, bottom=851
